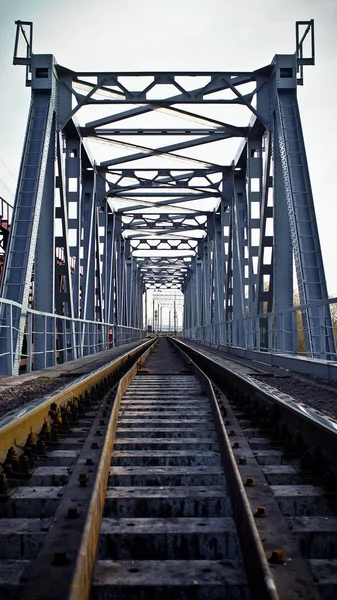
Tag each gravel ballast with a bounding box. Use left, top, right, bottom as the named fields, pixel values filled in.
left=0, top=376, right=77, bottom=419
left=251, top=374, right=337, bottom=421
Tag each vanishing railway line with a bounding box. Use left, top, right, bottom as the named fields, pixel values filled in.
left=0, top=337, right=336, bottom=599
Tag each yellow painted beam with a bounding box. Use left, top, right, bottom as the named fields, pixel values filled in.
left=0, top=339, right=154, bottom=465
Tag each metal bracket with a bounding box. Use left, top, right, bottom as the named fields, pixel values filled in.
left=296, top=20, right=315, bottom=85
left=13, top=20, right=33, bottom=86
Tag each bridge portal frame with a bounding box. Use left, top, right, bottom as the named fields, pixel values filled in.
left=0, top=19, right=335, bottom=375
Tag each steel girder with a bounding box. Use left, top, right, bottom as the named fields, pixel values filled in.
left=275, top=77, right=334, bottom=356
left=1, top=19, right=334, bottom=373
left=0, top=55, right=57, bottom=373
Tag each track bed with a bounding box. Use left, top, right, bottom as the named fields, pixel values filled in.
left=0, top=337, right=335, bottom=599
left=92, top=338, right=248, bottom=599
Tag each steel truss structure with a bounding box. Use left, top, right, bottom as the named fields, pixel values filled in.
left=0, top=19, right=335, bottom=374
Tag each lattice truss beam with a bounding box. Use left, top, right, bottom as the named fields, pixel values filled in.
left=0, top=19, right=334, bottom=370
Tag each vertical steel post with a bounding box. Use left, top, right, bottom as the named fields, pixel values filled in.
left=0, top=55, right=57, bottom=374
left=274, top=54, right=335, bottom=357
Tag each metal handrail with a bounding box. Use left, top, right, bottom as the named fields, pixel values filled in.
left=0, top=197, right=13, bottom=225
left=0, top=297, right=146, bottom=375
left=183, top=297, right=337, bottom=361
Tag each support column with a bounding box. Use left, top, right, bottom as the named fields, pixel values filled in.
left=273, top=125, right=293, bottom=352
left=80, top=171, right=96, bottom=354
left=274, top=54, right=335, bottom=356
left=0, top=55, right=57, bottom=374
left=34, top=113, right=56, bottom=369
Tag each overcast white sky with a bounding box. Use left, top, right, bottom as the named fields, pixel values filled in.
left=0, top=0, right=336, bottom=297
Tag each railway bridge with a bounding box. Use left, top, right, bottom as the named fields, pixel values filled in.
left=0, top=19, right=335, bottom=378
left=1, top=19, right=337, bottom=600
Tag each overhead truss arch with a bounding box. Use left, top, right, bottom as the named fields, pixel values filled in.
left=0, top=18, right=334, bottom=374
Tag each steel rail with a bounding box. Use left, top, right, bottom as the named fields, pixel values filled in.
left=175, top=338, right=337, bottom=476
left=68, top=337, right=278, bottom=600
left=171, top=340, right=278, bottom=600
left=0, top=338, right=153, bottom=465
left=68, top=339, right=155, bottom=600
left=0, top=335, right=327, bottom=599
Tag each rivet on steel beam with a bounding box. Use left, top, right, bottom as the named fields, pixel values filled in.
left=78, top=473, right=89, bottom=487
left=61, top=414, right=70, bottom=431
left=268, top=549, right=287, bottom=564
left=40, top=422, right=51, bottom=440
left=99, top=420, right=105, bottom=426
left=95, top=430, right=102, bottom=436
left=11, top=457, right=20, bottom=473
left=239, top=457, right=247, bottom=465
left=232, top=442, right=240, bottom=449
left=26, top=432, right=37, bottom=448
left=86, top=458, right=94, bottom=465
left=225, top=420, right=231, bottom=426
left=254, top=506, right=268, bottom=518
left=3, top=464, right=13, bottom=476
left=67, top=507, right=79, bottom=519
left=91, top=442, right=99, bottom=449
left=50, top=423, right=59, bottom=441
left=6, top=447, right=18, bottom=464
left=244, top=477, right=256, bottom=487
left=24, top=446, right=32, bottom=459
left=52, top=551, right=68, bottom=566
left=36, top=439, right=46, bottom=454
left=19, top=455, right=31, bottom=473
left=229, top=430, right=236, bottom=436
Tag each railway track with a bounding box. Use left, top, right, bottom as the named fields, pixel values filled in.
left=176, top=338, right=337, bottom=599
left=0, top=337, right=336, bottom=598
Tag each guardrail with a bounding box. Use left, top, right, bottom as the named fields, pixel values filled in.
left=0, top=197, right=12, bottom=283
left=0, top=298, right=146, bottom=375
left=0, top=196, right=12, bottom=227
left=183, top=298, right=337, bottom=362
